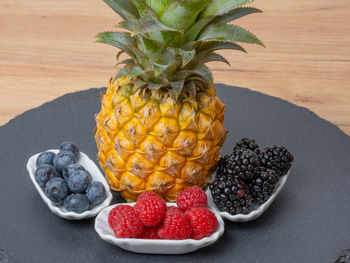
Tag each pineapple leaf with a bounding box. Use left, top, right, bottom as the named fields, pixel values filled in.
left=134, top=14, right=180, bottom=35
left=191, top=64, right=213, bottom=84
left=103, top=0, right=139, bottom=21
left=132, top=79, right=148, bottom=92
left=133, top=14, right=186, bottom=47
left=199, top=0, right=253, bottom=18
left=96, top=31, right=134, bottom=46
left=116, top=21, right=135, bottom=31
left=199, top=52, right=231, bottom=66
left=197, top=41, right=247, bottom=53
left=169, top=79, right=186, bottom=99
left=184, top=79, right=197, bottom=96
left=130, top=0, right=158, bottom=17
left=114, top=64, right=133, bottom=80
left=179, top=49, right=195, bottom=67
left=161, top=62, right=179, bottom=77
left=160, top=0, right=210, bottom=31
left=145, top=0, right=173, bottom=16
left=129, top=65, right=146, bottom=78
left=135, top=35, right=166, bottom=62
left=96, top=34, right=149, bottom=66
left=213, top=7, right=262, bottom=23
left=156, top=47, right=178, bottom=66
left=149, top=82, right=167, bottom=90
left=134, top=34, right=179, bottom=66
left=185, top=16, right=215, bottom=41
left=116, top=59, right=134, bottom=65
left=97, top=38, right=137, bottom=59
left=152, top=62, right=176, bottom=76
left=198, top=23, right=264, bottom=46
left=116, top=50, right=124, bottom=61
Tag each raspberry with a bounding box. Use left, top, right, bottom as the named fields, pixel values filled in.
left=112, top=209, right=144, bottom=238
left=166, top=206, right=179, bottom=213
left=134, top=195, right=167, bottom=227
left=108, top=205, right=134, bottom=229
left=139, top=226, right=161, bottom=239
left=158, top=209, right=192, bottom=240
left=176, top=186, right=207, bottom=211
left=185, top=207, right=218, bottom=240
left=137, top=191, right=159, bottom=201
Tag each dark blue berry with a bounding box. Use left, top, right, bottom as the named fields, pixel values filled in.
left=62, top=163, right=85, bottom=181
left=36, top=151, right=56, bottom=167
left=67, top=170, right=91, bottom=193
left=86, top=182, right=106, bottom=206
left=64, top=194, right=90, bottom=213
left=53, top=151, right=76, bottom=172
left=44, top=178, right=69, bottom=204
left=59, top=141, right=79, bottom=161
left=34, top=165, right=61, bottom=187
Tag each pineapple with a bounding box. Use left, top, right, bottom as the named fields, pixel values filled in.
left=95, top=0, right=264, bottom=202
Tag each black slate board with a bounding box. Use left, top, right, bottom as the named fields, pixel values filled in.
left=0, top=85, right=349, bottom=263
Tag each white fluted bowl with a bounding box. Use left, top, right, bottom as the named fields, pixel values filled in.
left=207, top=170, right=290, bottom=222
left=27, top=149, right=113, bottom=220
left=94, top=203, right=225, bottom=254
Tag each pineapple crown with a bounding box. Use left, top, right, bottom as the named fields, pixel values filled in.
left=97, top=0, right=264, bottom=99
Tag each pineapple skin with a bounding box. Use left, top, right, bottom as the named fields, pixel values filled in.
left=95, top=77, right=227, bottom=202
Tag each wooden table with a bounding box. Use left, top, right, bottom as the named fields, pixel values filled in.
left=1, top=0, right=349, bottom=134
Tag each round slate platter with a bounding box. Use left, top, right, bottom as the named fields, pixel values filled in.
left=0, top=85, right=349, bottom=263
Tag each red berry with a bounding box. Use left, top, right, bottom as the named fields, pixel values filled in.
left=158, top=209, right=192, bottom=240
left=134, top=196, right=167, bottom=227
left=166, top=206, right=179, bottom=213
left=108, top=205, right=134, bottom=229
left=137, top=191, right=159, bottom=201
left=176, top=186, right=207, bottom=211
left=112, top=209, right=144, bottom=238
left=185, top=207, right=218, bottom=240
left=139, top=226, right=161, bottom=239
left=236, top=189, right=245, bottom=197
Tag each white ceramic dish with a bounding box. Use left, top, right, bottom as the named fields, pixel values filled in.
left=27, top=149, right=113, bottom=220
left=95, top=203, right=225, bottom=254
left=207, top=170, right=290, bottom=222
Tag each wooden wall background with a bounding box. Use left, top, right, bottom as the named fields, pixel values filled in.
left=1, top=0, right=349, bottom=134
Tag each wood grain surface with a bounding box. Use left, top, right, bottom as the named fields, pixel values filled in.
left=1, top=0, right=349, bottom=134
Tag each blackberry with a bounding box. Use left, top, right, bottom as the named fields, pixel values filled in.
left=234, top=138, right=260, bottom=155
left=260, top=145, right=294, bottom=177
left=209, top=175, right=253, bottom=215
left=250, top=167, right=279, bottom=203
left=335, top=250, right=350, bottom=263
left=216, top=155, right=230, bottom=175
left=226, top=149, right=260, bottom=181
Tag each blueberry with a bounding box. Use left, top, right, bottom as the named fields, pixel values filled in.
left=86, top=181, right=106, bottom=206
left=62, top=163, right=85, bottom=181
left=59, top=141, right=79, bottom=161
left=53, top=151, right=76, bottom=172
left=36, top=151, right=56, bottom=167
left=63, top=194, right=90, bottom=213
left=67, top=170, right=91, bottom=193
left=44, top=178, right=69, bottom=204
left=34, top=165, right=60, bottom=187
